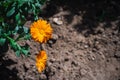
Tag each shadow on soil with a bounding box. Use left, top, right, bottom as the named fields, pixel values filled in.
left=0, top=51, right=21, bottom=80
left=41, top=0, right=120, bottom=35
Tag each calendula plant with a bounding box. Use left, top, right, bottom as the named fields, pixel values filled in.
left=0, top=0, right=47, bottom=56
left=30, top=19, right=53, bottom=72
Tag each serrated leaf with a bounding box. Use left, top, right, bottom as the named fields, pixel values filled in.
left=6, top=7, right=15, bottom=17
left=0, top=38, right=6, bottom=46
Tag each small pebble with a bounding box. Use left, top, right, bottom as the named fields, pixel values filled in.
left=53, top=17, right=63, bottom=25
left=40, top=74, right=47, bottom=80
left=52, top=34, right=59, bottom=40
left=84, top=45, right=89, bottom=48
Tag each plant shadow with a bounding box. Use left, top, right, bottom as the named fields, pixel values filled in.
left=41, top=0, right=120, bottom=35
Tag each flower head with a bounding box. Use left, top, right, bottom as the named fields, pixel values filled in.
left=36, top=50, right=47, bottom=73
left=30, top=19, right=53, bottom=43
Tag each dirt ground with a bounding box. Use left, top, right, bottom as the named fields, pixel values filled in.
left=0, top=0, right=120, bottom=80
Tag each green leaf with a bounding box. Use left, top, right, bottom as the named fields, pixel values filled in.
left=14, top=26, right=19, bottom=33
left=40, top=0, right=46, bottom=5
left=35, top=3, right=41, bottom=7
left=23, top=27, right=29, bottom=33
left=0, top=17, right=4, bottom=22
left=6, top=7, right=15, bottom=17
left=15, top=13, right=20, bottom=22
left=21, top=49, right=29, bottom=56
left=32, top=4, right=36, bottom=12
left=9, top=38, right=17, bottom=50
left=0, top=38, right=6, bottom=46
left=0, top=28, right=2, bottom=35
left=21, top=15, right=25, bottom=19
left=34, top=15, right=38, bottom=20
left=15, top=13, right=22, bottom=25
left=24, top=34, right=31, bottom=40
left=15, top=50, right=21, bottom=57
left=2, top=22, right=5, bottom=27
left=17, top=0, right=26, bottom=7
left=21, top=45, right=29, bottom=56
left=16, top=43, right=21, bottom=50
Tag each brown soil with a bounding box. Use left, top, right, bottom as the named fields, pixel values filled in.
left=0, top=0, right=120, bottom=80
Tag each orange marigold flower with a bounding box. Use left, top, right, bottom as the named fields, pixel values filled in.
left=30, top=19, right=53, bottom=43
left=36, top=50, right=47, bottom=73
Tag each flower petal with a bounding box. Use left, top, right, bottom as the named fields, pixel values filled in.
left=30, top=19, right=53, bottom=43
left=36, top=50, right=47, bottom=73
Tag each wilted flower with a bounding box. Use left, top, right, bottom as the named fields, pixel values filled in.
left=30, top=19, right=52, bottom=43
left=36, top=50, right=47, bottom=73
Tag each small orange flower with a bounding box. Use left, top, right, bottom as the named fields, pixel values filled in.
left=36, top=50, right=47, bottom=73
left=30, top=19, right=53, bottom=43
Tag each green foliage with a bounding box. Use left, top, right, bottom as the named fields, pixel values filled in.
left=0, top=38, right=6, bottom=46
left=0, top=0, right=47, bottom=56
